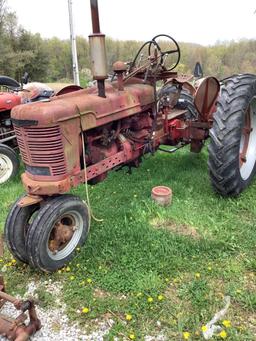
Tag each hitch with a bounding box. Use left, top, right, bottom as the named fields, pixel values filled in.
left=0, top=238, right=41, bottom=340
left=0, top=277, right=41, bottom=341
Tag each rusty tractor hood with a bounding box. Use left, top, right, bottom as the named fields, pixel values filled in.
left=11, top=80, right=154, bottom=130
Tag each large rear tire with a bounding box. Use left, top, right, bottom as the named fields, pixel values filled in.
left=0, top=144, right=19, bottom=184
left=25, top=194, right=90, bottom=272
left=208, top=74, right=256, bottom=196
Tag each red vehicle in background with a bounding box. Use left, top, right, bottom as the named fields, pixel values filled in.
left=0, top=75, right=54, bottom=183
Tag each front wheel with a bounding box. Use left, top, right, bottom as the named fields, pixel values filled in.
left=208, top=74, right=256, bottom=196
left=0, top=144, right=19, bottom=184
left=4, top=194, right=40, bottom=263
left=26, top=194, right=90, bottom=272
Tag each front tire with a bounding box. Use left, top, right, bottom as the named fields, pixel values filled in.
left=26, top=194, right=90, bottom=272
left=208, top=74, right=256, bottom=196
left=4, top=194, right=40, bottom=263
left=0, top=144, right=19, bottom=184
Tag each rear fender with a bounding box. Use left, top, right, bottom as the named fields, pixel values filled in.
left=194, top=76, right=220, bottom=121
left=0, top=76, right=20, bottom=88
left=55, top=84, right=83, bottom=96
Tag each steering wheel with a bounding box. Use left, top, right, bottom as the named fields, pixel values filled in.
left=129, top=40, right=161, bottom=72
left=149, top=34, right=181, bottom=71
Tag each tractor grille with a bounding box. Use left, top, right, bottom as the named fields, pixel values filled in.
left=14, top=125, right=66, bottom=176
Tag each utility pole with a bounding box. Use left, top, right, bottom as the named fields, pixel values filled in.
left=68, top=0, right=80, bottom=85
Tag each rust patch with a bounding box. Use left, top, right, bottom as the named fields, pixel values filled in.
left=150, top=218, right=200, bottom=239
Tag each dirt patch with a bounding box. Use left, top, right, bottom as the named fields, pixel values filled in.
left=164, top=286, right=182, bottom=306
left=93, top=288, right=127, bottom=302
left=238, top=209, right=256, bottom=224
left=243, top=272, right=256, bottom=292
left=231, top=302, right=256, bottom=335
left=93, top=288, right=110, bottom=299
left=150, top=218, right=200, bottom=239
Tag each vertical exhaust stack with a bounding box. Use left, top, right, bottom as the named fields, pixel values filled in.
left=89, top=0, right=108, bottom=98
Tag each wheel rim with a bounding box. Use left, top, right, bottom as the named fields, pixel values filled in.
left=239, top=97, right=256, bottom=180
left=0, top=153, right=13, bottom=183
left=47, top=210, right=84, bottom=261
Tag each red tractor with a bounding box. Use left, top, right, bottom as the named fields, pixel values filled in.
left=0, top=76, right=22, bottom=183
left=4, top=0, right=256, bottom=272
left=0, top=75, right=54, bottom=183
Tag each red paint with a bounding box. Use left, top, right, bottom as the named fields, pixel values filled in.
left=0, top=92, right=21, bottom=111
left=11, top=75, right=220, bottom=198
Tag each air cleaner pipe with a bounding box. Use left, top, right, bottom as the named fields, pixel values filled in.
left=89, top=0, right=107, bottom=98
left=90, top=0, right=100, bottom=33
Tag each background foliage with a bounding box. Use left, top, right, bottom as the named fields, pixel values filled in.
left=0, top=0, right=256, bottom=84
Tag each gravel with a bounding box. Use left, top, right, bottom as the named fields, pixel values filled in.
left=0, top=280, right=114, bottom=341
left=0, top=280, right=166, bottom=340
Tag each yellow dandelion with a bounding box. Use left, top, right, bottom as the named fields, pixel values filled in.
left=222, top=320, right=231, bottom=328
left=70, top=275, right=75, bottom=280
left=66, top=266, right=71, bottom=272
left=183, top=331, right=190, bottom=340
left=207, top=266, right=212, bottom=271
left=147, top=297, right=153, bottom=303
left=82, top=307, right=90, bottom=314
left=87, top=278, right=92, bottom=284
left=236, top=289, right=242, bottom=294
left=76, top=247, right=80, bottom=251
left=195, top=272, right=201, bottom=279
left=129, top=334, right=136, bottom=340
left=0, top=259, right=3, bottom=263
left=11, top=259, right=16, bottom=264
left=219, top=330, right=227, bottom=339
left=201, top=325, right=208, bottom=332
left=126, top=314, right=132, bottom=321
left=58, top=270, right=62, bottom=274
left=157, top=294, right=164, bottom=301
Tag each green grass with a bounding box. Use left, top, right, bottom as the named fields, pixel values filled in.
left=0, top=147, right=255, bottom=340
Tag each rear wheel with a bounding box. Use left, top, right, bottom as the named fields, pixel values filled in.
left=26, top=194, right=90, bottom=272
left=208, top=74, right=256, bottom=196
left=0, top=144, right=19, bottom=184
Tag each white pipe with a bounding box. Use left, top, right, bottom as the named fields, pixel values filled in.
left=68, top=0, right=80, bottom=85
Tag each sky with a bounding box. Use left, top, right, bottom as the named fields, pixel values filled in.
left=7, top=0, right=256, bottom=46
